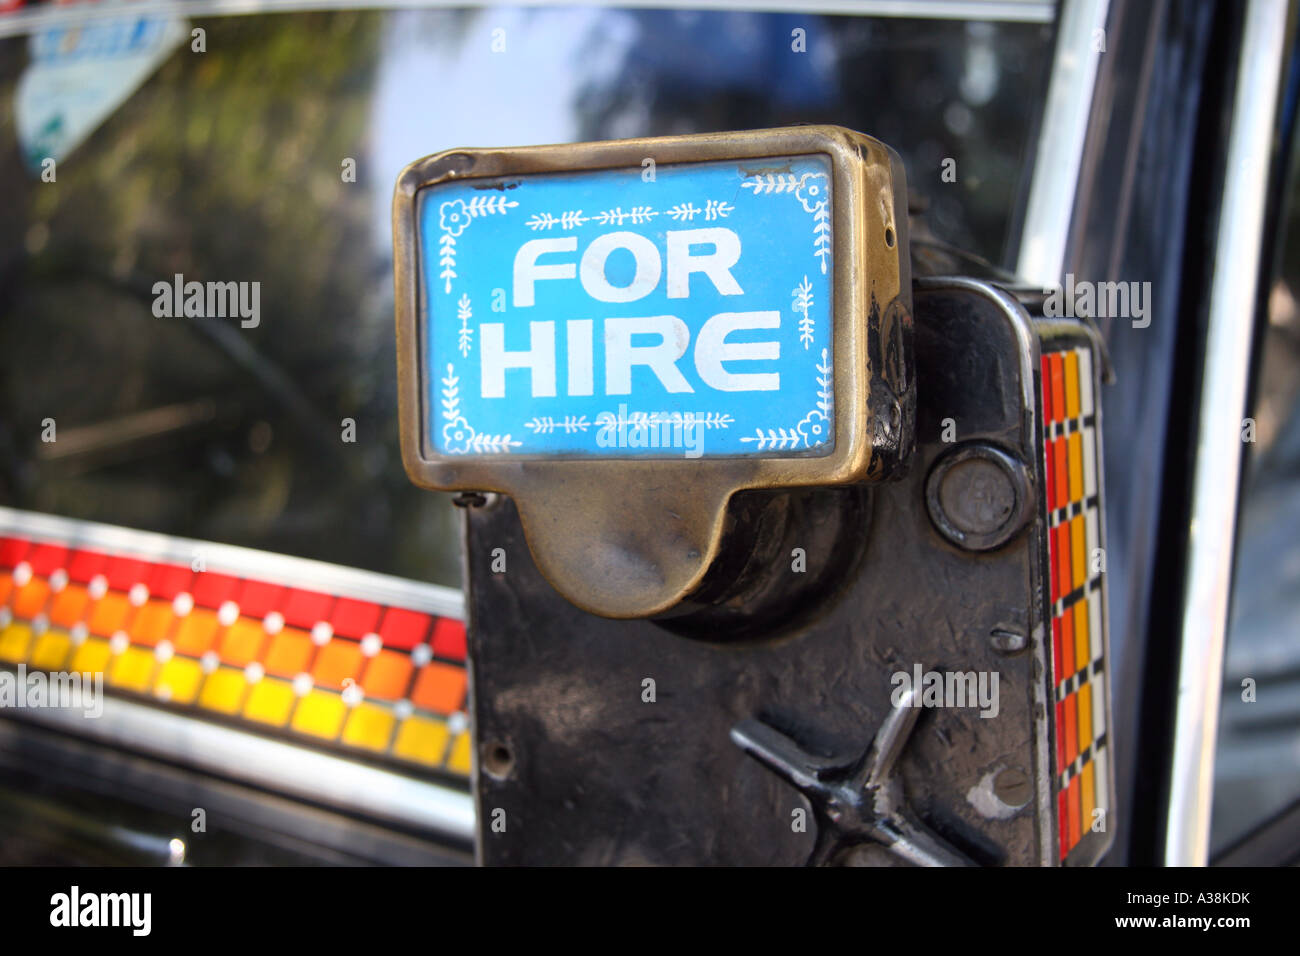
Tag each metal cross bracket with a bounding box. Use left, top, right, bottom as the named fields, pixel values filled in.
left=731, top=684, right=976, bottom=866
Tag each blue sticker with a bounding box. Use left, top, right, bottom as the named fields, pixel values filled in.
left=420, top=154, right=833, bottom=458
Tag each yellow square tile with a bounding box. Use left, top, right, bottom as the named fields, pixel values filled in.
left=446, top=731, right=473, bottom=775
left=108, top=646, right=156, bottom=692
left=290, top=690, right=346, bottom=740
left=393, top=716, right=449, bottom=768
left=243, top=678, right=295, bottom=727
left=0, top=624, right=32, bottom=663
left=342, top=703, right=396, bottom=753
left=69, top=638, right=112, bottom=676
left=29, top=631, right=72, bottom=671
left=197, top=667, right=247, bottom=715
left=155, top=657, right=203, bottom=704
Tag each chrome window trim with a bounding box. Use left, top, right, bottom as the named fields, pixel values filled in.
left=0, top=0, right=1054, bottom=40
left=1015, top=0, right=1109, bottom=287
left=1164, top=0, right=1290, bottom=867
left=0, top=506, right=464, bottom=620
left=1, top=697, right=476, bottom=842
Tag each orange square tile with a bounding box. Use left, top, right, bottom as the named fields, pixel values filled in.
left=361, top=650, right=413, bottom=701
left=410, top=662, right=467, bottom=715
left=87, top=592, right=132, bottom=637
left=129, top=599, right=174, bottom=646
left=263, top=628, right=312, bottom=678
left=219, top=618, right=266, bottom=667
left=12, top=578, right=50, bottom=619
left=173, top=609, right=221, bottom=656
left=48, top=586, right=90, bottom=628
left=312, top=639, right=363, bottom=690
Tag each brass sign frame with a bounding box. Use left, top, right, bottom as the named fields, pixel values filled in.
left=393, top=125, right=910, bottom=618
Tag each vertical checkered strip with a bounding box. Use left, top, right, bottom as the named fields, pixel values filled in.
left=1041, top=345, right=1109, bottom=862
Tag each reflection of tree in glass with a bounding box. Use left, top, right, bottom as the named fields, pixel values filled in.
left=0, top=13, right=461, bottom=586
left=570, top=12, right=1051, bottom=267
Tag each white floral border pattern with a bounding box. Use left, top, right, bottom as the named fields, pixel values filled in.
left=526, top=416, right=590, bottom=434
left=440, top=364, right=520, bottom=453
left=593, top=411, right=734, bottom=429
left=456, top=293, right=473, bottom=357
left=439, top=196, right=518, bottom=294
left=741, top=172, right=831, bottom=273
left=525, top=200, right=734, bottom=230
left=793, top=275, right=814, bottom=349
left=740, top=348, right=832, bottom=450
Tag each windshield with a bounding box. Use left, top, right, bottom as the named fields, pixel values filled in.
left=0, top=3, right=1054, bottom=586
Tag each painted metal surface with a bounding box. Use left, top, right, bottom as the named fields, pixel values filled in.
left=461, top=279, right=1114, bottom=865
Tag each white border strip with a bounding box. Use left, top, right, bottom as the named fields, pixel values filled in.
left=1015, top=0, right=1108, bottom=286
left=1165, top=0, right=1289, bottom=866
left=3, top=695, right=476, bottom=840
left=0, top=506, right=464, bottom=620
left=0, top=0, right=1054, bottom=39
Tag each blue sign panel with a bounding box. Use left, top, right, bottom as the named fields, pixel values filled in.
left=420, top=155, right=833, bottom=458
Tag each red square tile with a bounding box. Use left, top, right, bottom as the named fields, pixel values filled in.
left=431, top=617, right=467, bottom=661
left=148, top=563, right=193, bottom=600
left=106, top=555, right=151, bottom=591
left=27, top=544, right=69, bottom=576
left=67, top=549, right=109, bottom=583
left=283, top=588, right=334, bottom=629
left=237, top=580, right=286, bottom=618
left=192, top=572, right=240, bottom=608
left=330, top=597, right=382, bottom=638
left=378, top=608, right=431, bottom=650
left=0, top=538, right=29, bottom=570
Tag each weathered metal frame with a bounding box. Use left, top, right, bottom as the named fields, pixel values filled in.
left=392, top=126, right=911, bottom=618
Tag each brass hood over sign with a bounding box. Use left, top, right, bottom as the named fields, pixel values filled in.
left=393, top=126, right=913, bottom=618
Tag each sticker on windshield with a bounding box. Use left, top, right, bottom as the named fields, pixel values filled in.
left=419, top=155, right=834, bottom=459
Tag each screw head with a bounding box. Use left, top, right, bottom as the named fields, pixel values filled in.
left=925, top=443, right=1034, bottom=551
left=993, top=767, right=1032, bottom=808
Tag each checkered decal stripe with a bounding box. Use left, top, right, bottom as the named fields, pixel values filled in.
left=1041, top=346, right=1109, bottom=863
left=0, top=534, right=471, bottom=778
